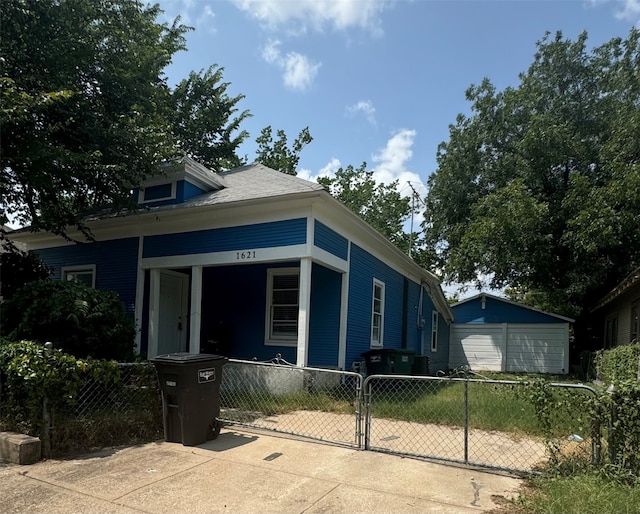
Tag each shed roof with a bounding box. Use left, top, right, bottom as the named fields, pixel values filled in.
left=451, top=293, right=574, bottom=322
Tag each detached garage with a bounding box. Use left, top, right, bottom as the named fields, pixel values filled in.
left=449, top=294, right=573, bottom=374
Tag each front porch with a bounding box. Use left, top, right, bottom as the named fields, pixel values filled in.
left=139, top=259, right=347, bottom=368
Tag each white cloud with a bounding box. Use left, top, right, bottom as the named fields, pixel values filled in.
left=616, top=0, right=640, bottom=24
left=261, top=39, right=321, bottom=91
left=346, top=100, right=376, bottom=125
left=298, top=158, right=341, bottom=182
left=232, top=0, right=391, bottom=35
left=158, top=0, right=217, bottom=33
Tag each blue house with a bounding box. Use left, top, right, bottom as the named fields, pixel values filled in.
left=11, top=158, right=453, bottom=371
left=449, top=293, right=573, bottom=374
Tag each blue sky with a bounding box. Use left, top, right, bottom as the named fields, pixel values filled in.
left=156, top=0, right=639, bottom=202
left=154, top=0, right=638, bottom=297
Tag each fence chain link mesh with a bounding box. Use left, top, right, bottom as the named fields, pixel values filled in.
left=363, top=374, right=599, bottom=474
left=50, top=363, right=163, bottom=456
left=219, top=359, right=363, bottom=448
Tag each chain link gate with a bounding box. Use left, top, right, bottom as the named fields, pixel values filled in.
left=219, top=359, right=364, bottom=448
left=363, top=374, right=600, bottom=475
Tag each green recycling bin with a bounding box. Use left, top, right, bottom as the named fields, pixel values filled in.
left=362, top=348, right=415, bottom=375
left=152, top=352, right=228, bottom=446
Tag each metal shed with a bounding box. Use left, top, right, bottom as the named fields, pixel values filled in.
left=449, top=294, right=573, bottom=374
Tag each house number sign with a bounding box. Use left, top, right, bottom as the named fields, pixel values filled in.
left=236, top=250, right=257, bottom=260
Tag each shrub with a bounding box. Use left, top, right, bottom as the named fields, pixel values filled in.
left=0, top=250, right=51, bottom=301
left=0, top=339, right=119, bottom=435
left=594, top=344, right=640, bottom=384
left=1, top=280, right=136, bottom=361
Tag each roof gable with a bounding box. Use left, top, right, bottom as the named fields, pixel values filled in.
left=452, top=293, right=574, bottom=323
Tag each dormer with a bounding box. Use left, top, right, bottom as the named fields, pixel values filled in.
left=133, top=156, right=226, bottom=207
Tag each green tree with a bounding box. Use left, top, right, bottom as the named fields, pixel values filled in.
left=255, top=126, right=313, bottom=175
left=0, top=0, right=249, bottom=242
left=424, top=29, right=640, bottom=334
left=318, top=163, right=417, bottom=250
left=170, top=65, right=251, bottom=172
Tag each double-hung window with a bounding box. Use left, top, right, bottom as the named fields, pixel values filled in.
left=431, top=311, right=439, bottom=352
left=265, top=268, right=299, bottom=345
left=371, top=279, right=385, bottom=347
left=62, top=265, right=96, bottom=288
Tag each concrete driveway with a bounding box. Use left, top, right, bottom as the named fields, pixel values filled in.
left=0, top=427, right=523, bottom=513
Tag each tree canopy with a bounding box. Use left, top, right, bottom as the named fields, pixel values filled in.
left=1, top=0, right=249, bottom=241
left=424, top=29, right=640, bottom=330
left=318, top=163, right=418, bottom=251
left=254, top=126, right=313, bottom=175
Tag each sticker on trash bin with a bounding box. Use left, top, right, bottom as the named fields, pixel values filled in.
left=198, top=368, right=216, bottom=383
left=370, top=355, right=381, bottom=363
left=166, top=380, right=177, bottom=387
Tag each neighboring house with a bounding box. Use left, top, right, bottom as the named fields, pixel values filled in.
left=9, top=157, right=454, bottom=371
left=591, top=266, right=640, bottom=348
left=448, top=293, right=573, bottom=374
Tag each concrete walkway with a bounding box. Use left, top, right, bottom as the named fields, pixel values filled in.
left=0, top=428, right=523, bottom=514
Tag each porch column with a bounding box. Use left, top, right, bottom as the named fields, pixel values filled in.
left=296, top=257, right=312, bottom=366
left=338, top=270, right=349, bottom=370
left=148, top=269, right=160, bottom=359
left=190, top=266, right=203, bottom=354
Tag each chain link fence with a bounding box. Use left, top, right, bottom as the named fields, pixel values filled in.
left=363, top=374, right=599, bottom=474
left=47, top=363, right=163, bottom=456
left=219, top=358, right=363, bottom=448
left=1, top=353, right=605, bottom=475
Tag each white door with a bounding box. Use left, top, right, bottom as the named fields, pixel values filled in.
left=157, top=270, right=189, bottom=356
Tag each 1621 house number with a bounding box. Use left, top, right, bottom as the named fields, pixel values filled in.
left=236, top=250, right=257, bottom=260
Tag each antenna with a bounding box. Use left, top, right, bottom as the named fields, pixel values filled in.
left=407, top=181, right=426, bottom=257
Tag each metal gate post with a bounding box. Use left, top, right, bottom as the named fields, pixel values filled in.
left=464, top=378, right=469, bottom=464
left=363, top=376, right=372, bottom=450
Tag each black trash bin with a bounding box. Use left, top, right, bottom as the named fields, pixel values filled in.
left=362, top=348, right=415, bottom=375
left=152, top=352, right=228, bottom=446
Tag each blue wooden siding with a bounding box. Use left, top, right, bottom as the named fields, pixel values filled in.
left=314, top=220, right=348, bottom=260
left=182, top=181, right=207, bottom=201
left=345, top=244, right=406, bottom=368
left=35, top=237, right=139, bottom=315
left=199, top=261, right=341, bottom=366
left=308, top=264, right=341, bottom=367
left=200, top=263, right=297, bottom=363
left=143, top=218, right=307, bottom=258
left=453, top=296, right=566, bottom=324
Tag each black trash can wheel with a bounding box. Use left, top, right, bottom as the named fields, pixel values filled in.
left=208, top=419, right=223, bottom=440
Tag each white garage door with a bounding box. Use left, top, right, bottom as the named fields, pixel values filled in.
left=506, top=324, right=569, bottom=374
left=449, top=323, right=569, bottom=374
left=449, top=324, right=505, bottom=371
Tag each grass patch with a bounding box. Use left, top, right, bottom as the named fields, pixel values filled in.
left=498, top=473, right=640, bottom=514
left=369, top=378, right=592, bottom=437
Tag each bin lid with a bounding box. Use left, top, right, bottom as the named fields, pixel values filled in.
left=151, top=352, right=227, bottom=364
left=362, top=348, right=416, bottom=357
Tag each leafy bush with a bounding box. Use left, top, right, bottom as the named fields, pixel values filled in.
left=0, top=340, right=162, bottom=457
left=0, top=250, right=51, bottom=301
left=1, top=280, right=136, bottom=361
left=594, top=344, right=640, bottom=384
left=0, top=339, right=119, bottom=436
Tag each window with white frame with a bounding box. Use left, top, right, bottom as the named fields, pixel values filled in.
left=371, top=279, right=385, bottom=347
left=139, top=182, right=176, bottom=203
left=631, top=301, right=639, bottom=343
left=62, top=265, right=96, bottom=288
left=265, top=268, right=299, bottom=345
left=431, top=310, right=439, bottom=352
